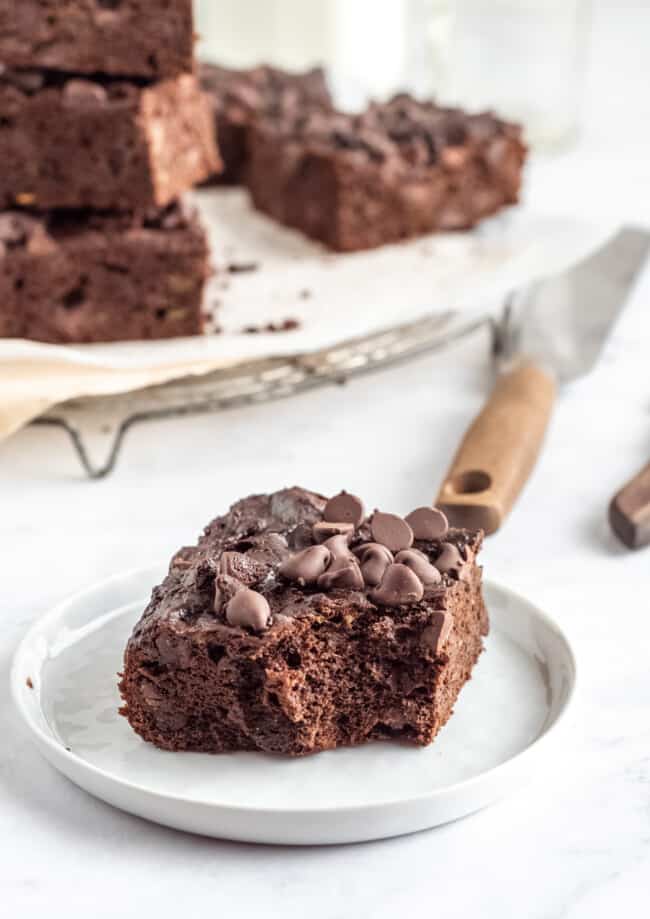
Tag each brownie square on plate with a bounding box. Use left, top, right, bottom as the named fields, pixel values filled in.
left=119, top=487, right=488, bottom=756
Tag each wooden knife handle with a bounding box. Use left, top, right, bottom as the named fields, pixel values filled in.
left=608, top=462, right=650, bottom=549
left=437, top=363, right=557, bottom=534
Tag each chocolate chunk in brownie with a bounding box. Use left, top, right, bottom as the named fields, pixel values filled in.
left=199, top=62, right=332, bottom=184
left=119, top=487, right=488, bottom=757
left=0, top=0, right=195, bottom=79
left=247, top=94, right=527, bottom=251
left=0, top=202, right=211, bottom=343
left=0, top=70, right=221, bottom=211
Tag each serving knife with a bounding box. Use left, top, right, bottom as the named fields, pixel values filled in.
left=436, top=227, right=650, bottom=534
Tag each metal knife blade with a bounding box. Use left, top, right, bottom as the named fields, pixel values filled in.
left=495, top=227, right=650, bottom=382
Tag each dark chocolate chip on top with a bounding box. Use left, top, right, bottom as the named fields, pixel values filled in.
left=370, top=562, right=424, bottom=606
left=312, top=520, right=354, bottom=543
left=323, top=491, right=365, bottom=528
left=370, top=511, right=414, bottom=553
left=405, top=506, right=449, bottom=541
left=226, top=588, right=272, bottom=631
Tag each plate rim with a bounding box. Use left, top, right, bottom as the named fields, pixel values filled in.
left=11, top=563, right=577, bottom=817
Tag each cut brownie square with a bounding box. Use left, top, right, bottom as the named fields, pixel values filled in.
left=0, top=203, right=210, bottom=343
left=247, top=95, right=527, bottom=252
left=119, top=487, right=488, bottom=757
left=0, top=0, right=195, bottom=80
left=0, top=70, right=221, bottom=211
left=199, top=63, right=332, bottom=184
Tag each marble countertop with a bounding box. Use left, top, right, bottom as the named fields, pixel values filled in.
left=2, top=3, right=649, bottom=916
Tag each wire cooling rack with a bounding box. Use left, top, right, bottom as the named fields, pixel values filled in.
left=33, top=310, right=495, bottom=478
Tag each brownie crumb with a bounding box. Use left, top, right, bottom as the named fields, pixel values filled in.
left=243, top=318, right=301, bottom=334
left=26, top=677, right=34, bottom=689
left=227, top=261, right=259, bottom=274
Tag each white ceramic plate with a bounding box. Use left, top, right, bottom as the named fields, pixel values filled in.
left=12, top=564, right=576, bottom=845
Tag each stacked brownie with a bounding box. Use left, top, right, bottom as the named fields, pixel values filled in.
left=0, top=0, right=220, bottom=343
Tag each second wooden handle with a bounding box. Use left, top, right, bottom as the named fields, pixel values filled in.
left=609, top=461, right=650, bottom=549
left=437, top=363, right=557, bottom=534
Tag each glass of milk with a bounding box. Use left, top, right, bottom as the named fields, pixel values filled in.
left=425, top=0, right=592, bottom=149
left=194, top=0, right=422, bottom=106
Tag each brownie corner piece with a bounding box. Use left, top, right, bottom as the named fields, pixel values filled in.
left=0, top=203, right=211, bottom=343
left=0, top=0, right=195, bottom=79
left=247, top=96, right=527, bottom=252
left=119, top=487, right=488, bottom=757
left=0, top=70, right=221, bottom=211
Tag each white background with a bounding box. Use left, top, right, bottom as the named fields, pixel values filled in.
left=2, top=1, right=650, bottom=916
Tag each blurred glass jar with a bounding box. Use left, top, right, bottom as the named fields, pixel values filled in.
left=425, top=0, right=592, bottom=149
left=195, top=0, right=422, bottom=105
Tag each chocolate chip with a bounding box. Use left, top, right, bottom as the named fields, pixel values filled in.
left=405, top=507, right=449, bottom=541
left=323, top=491, right=365, bottom=528
left=63, top=79, right=108, bottom=105
left=421, top=612, right=453, bottom=654
left=225, top=588, right=271, bottom=631
left=370, top=563, right=424, bottom=607
left=279, top=545, right=331, bottom=585
left=435, top=543, right=465, bottom=577
left=355, top=542, right=393, bottom=587
left=323, top=533, right=354, bottom=560
left=318, top=561, right=364, bottom=590
left=370, top=512, right=414, bottom=553
left=312, top=521, right=354, bottom=543
left=395, top=549, right=441, bottom=586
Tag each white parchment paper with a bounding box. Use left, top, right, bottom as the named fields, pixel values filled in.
left=0, top=187, right=612, bottom=437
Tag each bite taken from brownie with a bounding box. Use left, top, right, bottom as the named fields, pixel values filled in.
left=119, top=487, right=488, bottom=757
